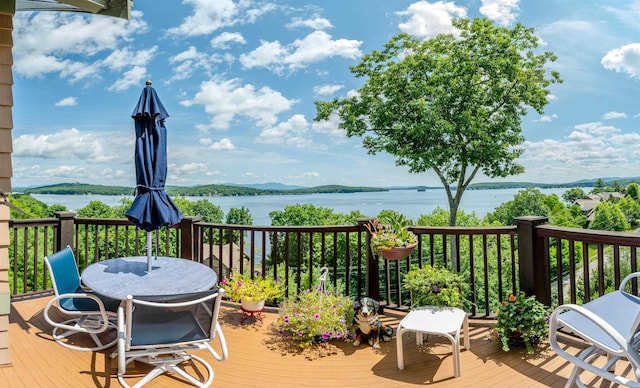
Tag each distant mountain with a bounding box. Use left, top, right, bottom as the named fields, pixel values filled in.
left=223, top=182, right=304, bottom=190
left=19, top=182, right=385, bottom=196
left=14, top=177, right=640, bottom=196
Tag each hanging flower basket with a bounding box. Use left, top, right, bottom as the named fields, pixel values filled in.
left=377, top=242, right=418, bottom=260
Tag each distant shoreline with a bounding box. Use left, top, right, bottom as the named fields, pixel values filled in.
left=13, top=177, right=637, bottom=197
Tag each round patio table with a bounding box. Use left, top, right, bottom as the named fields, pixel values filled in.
left=81, top=256, right=217, bottom=300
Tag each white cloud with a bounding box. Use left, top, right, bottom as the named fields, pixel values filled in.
left=602, top=43, right=640, bottom=78
left=286, top=16, right=333, bottom=30
left=574, top=121, right=620, bottom=136
left=210, top=138, right=235, bottom=150
left=181, top=77, right=297, bottom=130
left=521, top=119, right=639, bottom=179
left=211, top=32, right=246, bottom=49
left=302, top=171, right=320, bottom=178
left=480, top=0, right=520, bottom=26
left=13, top=11, right=148, bottom=85
left=313, top=84, right=343, bottom=96
left=174, top=162, right=209, bottom=175
left=257, top=114, right=315, bottom=148
left=537, top=114, right=557, bottom=122
left=239, top=31, right=362, bottom=73
left=54, top=97, right=77, bottom=107
left=311, top=113, right=348, bottom=143
left=13, top=128, right=130, bottom=163
left=167, top=0, right=275, bottom=37
left=168, top=46, right=216, bottom=82
left=602, top=111, right=627, bottom=120
left=397, top=1, right=467, bottom=38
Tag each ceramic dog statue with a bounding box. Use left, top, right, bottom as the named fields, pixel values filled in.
left=352, top=297, right=394, bottom=349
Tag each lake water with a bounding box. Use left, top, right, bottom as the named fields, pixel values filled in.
left=32, top=187, right=570, bottom=226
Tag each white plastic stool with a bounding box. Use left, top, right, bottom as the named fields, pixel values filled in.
left=396, top=306, right=470, bottom=377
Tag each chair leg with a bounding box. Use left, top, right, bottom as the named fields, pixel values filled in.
left=52, top=318, right=117, bottom=352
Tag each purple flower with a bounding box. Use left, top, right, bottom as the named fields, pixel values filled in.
left=314, top=314, right=320, bottom=320
left=336, top=332, right=342, bottom=339
left=278, top=330, right=283, bottom=336
left=298, top=331, right=304, bottom=337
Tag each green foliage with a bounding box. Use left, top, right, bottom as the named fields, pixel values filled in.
left=485, top=188, right=550, bottom=225
left=402, top=265, right=468, bottom=309
left=173, top=197, right=223, bottom=223
left=77, top=200, right=116, bottom=218
left=220, top=271, right=284, bottom=302
left=589, top=201, right=630, bottom=231
left=627, top=183, right=639, bottom=201
left=276, top=287, right=354, bottom=348
left=618, top=196, right=640, bottom=226
left=562, top=187, right=586, bottom=205
left=490, top=292, right=549, bottom=354
left=7, top=194, right=63, bottom=219
left=226, top=206, right=253, bottom=225
left=314, top=18, right=560, bottom=229
left=416, top=207, right=481, bottom=226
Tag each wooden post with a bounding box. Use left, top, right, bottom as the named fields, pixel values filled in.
left=55, top=212, right=77, bottom=251
left=179, top=216, right=200, bottom=260
left=358, top=218, right=380, bottom=301
left=516, top=216, right=551, bottom=306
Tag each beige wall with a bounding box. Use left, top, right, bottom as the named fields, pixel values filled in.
left=0, top=6, right=13, bottom=366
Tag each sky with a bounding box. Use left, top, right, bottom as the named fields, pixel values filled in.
left=9, top=0, right=640, bottom=189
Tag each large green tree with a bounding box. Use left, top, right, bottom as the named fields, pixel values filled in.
left=315, top=18, right=561, bottom=238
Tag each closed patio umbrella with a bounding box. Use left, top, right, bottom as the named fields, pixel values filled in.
left=125, top=81, right=183, bottom=272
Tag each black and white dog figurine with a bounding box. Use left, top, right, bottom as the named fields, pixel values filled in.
left=352, top=297, right=394, bottom=349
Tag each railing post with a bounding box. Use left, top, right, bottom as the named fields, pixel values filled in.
left=179, top=216, right=200, bottom=260
left=358, top=218, right=379, bottom=301
left=515, top=216, right=551, bottom=306
left=55, top=211, right=76, bottom=251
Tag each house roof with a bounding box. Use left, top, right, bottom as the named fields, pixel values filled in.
left=201, top=242, right=250, bottom=278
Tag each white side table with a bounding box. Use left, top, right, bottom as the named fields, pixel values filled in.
left=396, top=306, right=470, bottom=377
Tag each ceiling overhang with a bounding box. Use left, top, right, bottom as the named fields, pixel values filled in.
left=16, top=0, right=131, bottom=19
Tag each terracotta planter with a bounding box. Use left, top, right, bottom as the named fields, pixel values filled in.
left=241, top=299, right=265, bottom=312
left=377, top=242, right=418, bottom=260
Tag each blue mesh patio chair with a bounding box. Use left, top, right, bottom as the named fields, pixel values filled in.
left=114, top=289, right=228, bottom=388
left=549, top=272, right=640, bottom=387
left=43, top=246, right=119, bottom=351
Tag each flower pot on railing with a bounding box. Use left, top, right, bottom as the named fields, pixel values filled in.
left=377, top=242, right=417, bottom=260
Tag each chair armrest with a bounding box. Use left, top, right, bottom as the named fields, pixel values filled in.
left=619, top=272, right=640, bottom=291
left=44, top=292, right=114, bottom=334
left=550, top=303, right=628, bottom=354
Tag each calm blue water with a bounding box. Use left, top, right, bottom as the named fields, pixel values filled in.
left=33, top=187, right=570, bottom=226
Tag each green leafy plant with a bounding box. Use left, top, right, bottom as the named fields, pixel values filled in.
left=490, top=291, right=549, bottom=354
left=366, top=213, right=417, bottom=252
left=276, top=286, right=355, bottom=348
left=403, top=265, right=468, bottom=309
left=220, top=271, right=285, bottom=302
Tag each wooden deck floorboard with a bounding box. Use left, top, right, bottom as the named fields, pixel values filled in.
left=1, top=296, right=630, bottom=387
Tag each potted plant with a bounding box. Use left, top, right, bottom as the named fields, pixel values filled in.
left=402, top=265, right=468, bottom=309
left=490, top=291, right=549, bottom=354
left=220, top=271, right=285, bottom=311
left=275, top=286, right=354, bottom=348
left=366, top=212, right=418, bottom=260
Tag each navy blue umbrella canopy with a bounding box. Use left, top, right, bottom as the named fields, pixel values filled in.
left=125, top=81, right=183, bottom=234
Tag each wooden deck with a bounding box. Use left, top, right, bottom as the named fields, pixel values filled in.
left=0, top=295, right=627, bottom=387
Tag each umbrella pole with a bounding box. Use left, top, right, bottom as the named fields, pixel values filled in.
left=146, top=231, right=152, bottom=272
